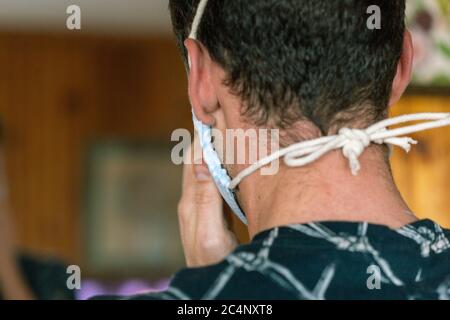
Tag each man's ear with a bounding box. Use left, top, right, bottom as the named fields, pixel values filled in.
left=389, top=31, right=414, bottom=107
left=185, top=38, right=218, bottom=126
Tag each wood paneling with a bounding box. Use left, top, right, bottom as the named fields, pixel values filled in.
left=0, top=32, right=449, bottom=266
left=0, top=33, right=191, bottom=264
left=391, top=96, right=450, bottom=228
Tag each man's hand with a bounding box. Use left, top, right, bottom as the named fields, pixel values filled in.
left=178, top=136, right=238, bottom=268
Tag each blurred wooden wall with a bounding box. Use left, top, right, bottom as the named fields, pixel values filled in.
left=0, top=33, right=191, bottom=264
left=391, top=96, right=450, bottom=228
left=0, top=32, right=449, bottom=265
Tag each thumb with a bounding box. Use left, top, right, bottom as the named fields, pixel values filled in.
left=193, top=163, right=223, bottom=220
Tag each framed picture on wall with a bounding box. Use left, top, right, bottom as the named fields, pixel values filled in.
left=406, top=0, right=450, bottom=94
left=83, top=141, right=185, bottom=280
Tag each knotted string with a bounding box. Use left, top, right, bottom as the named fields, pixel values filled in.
left=228, top=113, right=450, bottom=189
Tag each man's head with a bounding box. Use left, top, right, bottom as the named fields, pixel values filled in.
left=169, top=0, right=411, bottom=143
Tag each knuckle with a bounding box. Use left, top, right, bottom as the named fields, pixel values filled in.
left=197, top=228, right=222, bottom=249
left=200, top=236, right=223, bottom=252
left=194, top=189, right=216, bottom=207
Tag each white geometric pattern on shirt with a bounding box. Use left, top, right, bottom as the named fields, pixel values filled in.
left=288, top=222, right=404, bottom=286
left=150, top=221, right=450, bottom=300
left=437, top=276, right=450, bottom=300
left=202, top=228, right=336, bottom=300
left=395, top=223, right=450, bottom=257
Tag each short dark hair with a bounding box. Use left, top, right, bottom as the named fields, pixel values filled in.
left=169, top=0, right=406, bottom=135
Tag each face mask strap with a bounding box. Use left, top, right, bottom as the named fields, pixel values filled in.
left=228, top=113, right=450, bottom=189
left=189, top=0, right=210, bottom=40
left=188, top=0, right=248, bottom=225
left=187, top=0, right=209, bottom=70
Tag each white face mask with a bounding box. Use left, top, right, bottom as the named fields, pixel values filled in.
left=192, top=113, right=248, bottom=224
left=185, top=0, right=450, bottom=227
left=188, top=0, right=247, bottom=225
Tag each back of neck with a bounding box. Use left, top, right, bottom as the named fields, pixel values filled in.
left=238, top=146, right=417, bottom=238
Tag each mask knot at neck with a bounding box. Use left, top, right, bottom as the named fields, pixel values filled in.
left=340, top=128, right=371, bottom=175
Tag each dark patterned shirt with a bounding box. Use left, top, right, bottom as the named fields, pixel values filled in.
left=0, top=254, right=75, bottom=300
left=115, top=219, right=450, bottom=300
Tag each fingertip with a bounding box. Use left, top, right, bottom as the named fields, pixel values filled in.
left=194, top=163, right=211, bottom=182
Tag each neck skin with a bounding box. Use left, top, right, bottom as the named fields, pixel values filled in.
left=237, top=145, right=417, bottom=239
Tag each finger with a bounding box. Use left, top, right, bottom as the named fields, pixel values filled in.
left=181, top=133, right=202, bottom=200
left=192, top=162, right=228, bottom=236
left=178, top=136, right=200, bottom=252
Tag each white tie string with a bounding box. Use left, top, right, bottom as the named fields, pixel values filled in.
left=189, top=0, right=209, bottom=40
left=228, top=113, right=450, bottom=190
left=340, top=128, right=375, bottom=175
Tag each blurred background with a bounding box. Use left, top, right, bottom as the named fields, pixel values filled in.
left=0, top=0, right=448, bottom=299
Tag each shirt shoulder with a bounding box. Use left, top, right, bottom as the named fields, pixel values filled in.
left=94, top=220, right=450, bottom=300
left=114, top=237, right=297, bottom=300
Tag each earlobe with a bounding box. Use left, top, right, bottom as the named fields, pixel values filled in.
left=185, top=39, right=217, bottom=126
left=389, top=31, right=414, bottom=107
